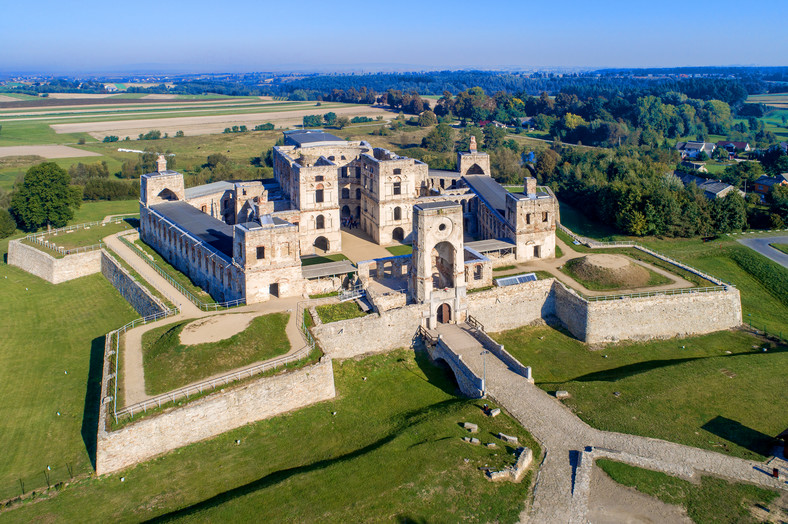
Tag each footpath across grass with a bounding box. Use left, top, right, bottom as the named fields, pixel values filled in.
left=141, top=312, right=290, bottom=395
left=6, top=349, right=540, bottom=522
left=596, top=459, right=778, bottom=524
left=495, top=324, right=786, bottom=461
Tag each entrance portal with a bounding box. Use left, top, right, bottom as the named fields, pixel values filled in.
left=437, top=302, right=451, bottom=323
left=314, top=236, right=329, bottom=253
left=392, top=227, right=404, bottom=242
left=269, top=283, right=279, bottom=297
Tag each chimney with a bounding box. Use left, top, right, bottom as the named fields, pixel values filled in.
left=156, top=154, right=167, bottom=173
left=469, top=135, right=477, bottom=153
left=524, top=177, right=537, bottom=198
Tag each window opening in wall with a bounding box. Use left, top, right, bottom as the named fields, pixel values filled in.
left=315, top=183, right=324, bottom=203
left=393, top=177, right=401, bottom=195
left=394, top=206, right=402, bottom=220
left=316, top=214, right=325, bottom=229
left=201, top=204, right=207, bottom=213
left=474, top=265, right=483, bottom=280
left=526, top=213, right=531, bottom=225
left=342, top=188, right=350, bottom=199
left=257, top=246, right=265, bottom=259
left=542, top=212, right=548, bottom=222
left=315, top=175, right=324, bottom=182
left=355, top=188, right=361, bottom=199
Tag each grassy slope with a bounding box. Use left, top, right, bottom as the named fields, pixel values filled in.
left=133, top=238, right=211, bottom=301
left=560, top=256, right=670, bottom=291
left=495, top=324, right=786, bottom=460
left=6, top=350, right=540, bottom=523
left=142, top=313, right=290, bottom=395
left=597, top=459, right=778, bottom=524
left=0, top=238, right=138, bottom=500
left=770, top=243, right=788, bottom=255
left=315, top=301, right=366, bottom=323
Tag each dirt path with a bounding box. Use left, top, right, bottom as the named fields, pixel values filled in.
left=496, top=237, right=694, bottom=296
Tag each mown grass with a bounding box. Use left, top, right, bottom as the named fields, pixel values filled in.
left=315, top=301, right=366, bottom=323
left=5, top=350, right=540, bottom=523
left=141, top=313, right=290, bottom=395
left=300, top=253, right=350, bottom=266
left=770, top=243, right=788, bottom=255
left=596, top=459, right=778, bottom=524
left=493, top=264, right=517, bottom=272
left=21, top=220, right=133, bottom=257
left=495, top=324, right=786, bottom=460
left=70, top=200, right=139, bottom=223
left=560, top=256, right=671, bottom=291
left=386, top=244, right=413, bottom=256
left=0, top=237, right=138, bottom=501
left=133, top=238, right=211, bottom=301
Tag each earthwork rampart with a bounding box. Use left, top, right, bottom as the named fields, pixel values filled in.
left=100, top=250, right=168, bottom=317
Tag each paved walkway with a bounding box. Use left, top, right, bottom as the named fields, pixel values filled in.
left=103, top=232, right=309, bottom=406
left=339, top=227, right=392, bottom=263
left=433, top=323, right=787, bottom=523
left=737, top=235, right=788, bottom=269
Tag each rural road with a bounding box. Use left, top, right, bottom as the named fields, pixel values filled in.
left=737, top=235, right=788, bottom=269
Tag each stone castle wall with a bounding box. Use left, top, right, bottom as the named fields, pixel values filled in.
left=465, top=279, right=556, bottom=332
left=100, top=250, right=167, bottom=317
left=7, top=240, right=102, bottom=284
left=96, top=358, right=336, bottom=475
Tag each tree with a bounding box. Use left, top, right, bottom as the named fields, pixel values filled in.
left=417, top=110, right=437, bottom=127
left=0, top=208, right=16, bottom=238
left=10, top=162, right=81, bottom=230
left=175, top=130, right=185, bottom=137
left=535, top=149, right=561, bottom=183
left=206, top=153, right=230, bottom=168
left=323, top=112, right=337, bottom=126
left=421, top=123, right=454, bottom=153
left=336, top=116, right=350, bottom=129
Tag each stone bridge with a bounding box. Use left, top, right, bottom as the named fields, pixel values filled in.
left=426, top=326, right=484, bottom=398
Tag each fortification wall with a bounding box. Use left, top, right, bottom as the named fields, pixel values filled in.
left=7, top=240, right=102, bottom=284
left=584, top=288, right=742, bottom=344
left=552, top=282, right=589, bottom=340
left=313, top=304, right=424, bottom=359
left=96, top=358, right=335, bottom=475
left=465, top=279, right=555, bottom=332
left=100, top=250, right=167, bottom=317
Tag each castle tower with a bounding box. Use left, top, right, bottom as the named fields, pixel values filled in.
left=457, top=139, right=491, bottom=176
left=410, top=201, right=467, bottom=328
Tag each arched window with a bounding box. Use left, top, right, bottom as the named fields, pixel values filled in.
left=315, top=184, right=324, bottom=203
left=394, top=206, right=402, bottom=221
left=342, top=187, right=350, bottom=199
left=393, top=176, right=402, bottom=196
left=355, top=188, right=361, bottom=199
left=316, top=214, right=325, bottom=230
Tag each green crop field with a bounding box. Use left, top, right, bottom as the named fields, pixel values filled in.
left=0, top=238, right=138, bottom=501
left=495, top=324, right=786, bottom=461
left=3, top=349, right=540, bottom=522
left=141, top=313, right=291, bottom=395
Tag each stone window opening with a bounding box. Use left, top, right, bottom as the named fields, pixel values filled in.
left=542, top=212, right=549, bottom=222
left=355, top=188, right=361, bottom=199
left=393, top=177, right=402, bottom=196
left=474, top=265, right=483, bottom=281
left=201, top=204, right=207, bottom=213
left=315, top=175, right=324, bottom=182
left=316, top=214, right=325, bottom=230
left=257, top=246, right=265, bottom=259
left=394, top=206, right=402, bottom=221
left=526, top=213, right=531, bottom=225
left=315, top=183, right=324, bottom=203
left=342, top=187, right=350, bottom=199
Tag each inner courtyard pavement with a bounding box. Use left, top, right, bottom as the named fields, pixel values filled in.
left=432, top=323, right=787, bottom=523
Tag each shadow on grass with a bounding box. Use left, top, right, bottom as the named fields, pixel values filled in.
left=80, top=335, right=106, bottom=470
left=702, top=416, right=776, bottom=457
left=571, top=357, right=704, bottom=382
left=414, top=348, right=464, bottom=397
left=146, top=398, right=463, bottom=522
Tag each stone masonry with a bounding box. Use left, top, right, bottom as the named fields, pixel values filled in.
left=7, top=239, right=102, bottom=284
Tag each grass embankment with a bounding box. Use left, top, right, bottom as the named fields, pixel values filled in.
left=0, top=237, right=138, bottom=501
left=315, top=301, right=366, bottom=323
left=300, top=253, right=350, bottom=266
left=386, top=244, right=413, bottom=256
left=495, top=324, right=786, bottom=460
left=6, top=350, right=540, bottom=522
left=21, top=220, right=133, bottom=257
left=141, top=313, right=290, bottom=395
left=561, top=256, right=671, bottom=291
left=597, top=459, right=778, bottom=524
left=770, top=243, right=788, bottom=255
left=132, top=238, right=211, bottom=301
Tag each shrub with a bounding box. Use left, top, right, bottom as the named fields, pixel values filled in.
left=0, top=208, right=16, bottom=238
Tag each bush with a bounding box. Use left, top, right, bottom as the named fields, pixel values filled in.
left=175, top=130, right=185, bottom=137
left=0, top=208, right=16, bottom=238
left=254, top=123, right=274, bottom=131
left=138, top=130, right=162, bottom=140
left=82, top=178, right=139, bottom=201
left=102, top=135, right=119, bottom=143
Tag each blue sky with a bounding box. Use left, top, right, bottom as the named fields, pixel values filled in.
left=1, top=0, right=785, bottom=74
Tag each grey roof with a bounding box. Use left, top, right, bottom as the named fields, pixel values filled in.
left=284, top=130, right=344, bottom=147
left=414, top=200, right=461, bottom=211
left=462, top=175, right=508, bottom=215
left=185, top=181, right=235, bottom=200
left=301, top=259, right=357, bottom=279
left=677, top=173, right=736, bottom=199
left=466, top=238, right=516, bottom=253
left=428, top=169, right=462, bottom=179
left=151, top=201, right=234, bottom=257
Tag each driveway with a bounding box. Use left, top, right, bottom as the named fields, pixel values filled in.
left=736, top=235, right=788, bottom=269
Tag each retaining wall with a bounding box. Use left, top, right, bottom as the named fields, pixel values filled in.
left=465, top=279, right=555, bottom=332
left=96, top=358, right=336, bottom=475
left=7, top=239, right=102, bottom=284
left=100, top=250, right=167, bottom=317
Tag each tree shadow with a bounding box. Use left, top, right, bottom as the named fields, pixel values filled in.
left=413, top=348, right=462, bottom=396
left=80, top=335, right=106, bottom=470
left=702, top=416, right=776, bottom=457
left=571, top=357, right=704, bottom=382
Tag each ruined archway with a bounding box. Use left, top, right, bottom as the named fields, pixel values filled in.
left=392, top=227, right=404, bottom=242
left=314, top=236, right=329, bottom=253
left=157, top=188, right=179, bottom=201
left=431, top=241, right=456, bottom=289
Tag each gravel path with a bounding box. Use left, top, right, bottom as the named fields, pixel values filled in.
left=737, top=235, right=788, bottom=269
left=434, top=323, right=788, bottom=523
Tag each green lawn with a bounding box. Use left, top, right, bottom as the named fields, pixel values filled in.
left=597, top=459, right=778, bottom=524
left=5, top=349, right=540, bottom=522
left=494, top=324, right=786, bottom=460
left=770, top=243, right=788, bottom=255
left=142, top=313, right=290, bottom=395
left=386, top=244, right=413, bottom=256
left=554, top=245, right=563, bottom=258
left=315, top=301, right=366, bottom=323
left=132, top=238, right=211, bottom=301
left=300, top=253, right=350, bottom=266
left=0, top=238, right=138, bottom=500
left=22, top=220, right=133, bottom=256
left=71, top=200, right=140, bottom=224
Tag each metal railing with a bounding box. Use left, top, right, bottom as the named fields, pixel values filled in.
left=106, top=307, right=180, bottom=421
left=26, top=216, right=132, bottom=240
left=23, top=216, right=135, bottom=257
left=338, top=283, right=365, bottom=302
left=117, top=233, right=246, bottom=311
left=586, top=285, right=729, bottom=302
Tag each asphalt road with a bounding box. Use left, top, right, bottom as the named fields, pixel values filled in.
left=736, top=235, right=788, bottom=269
